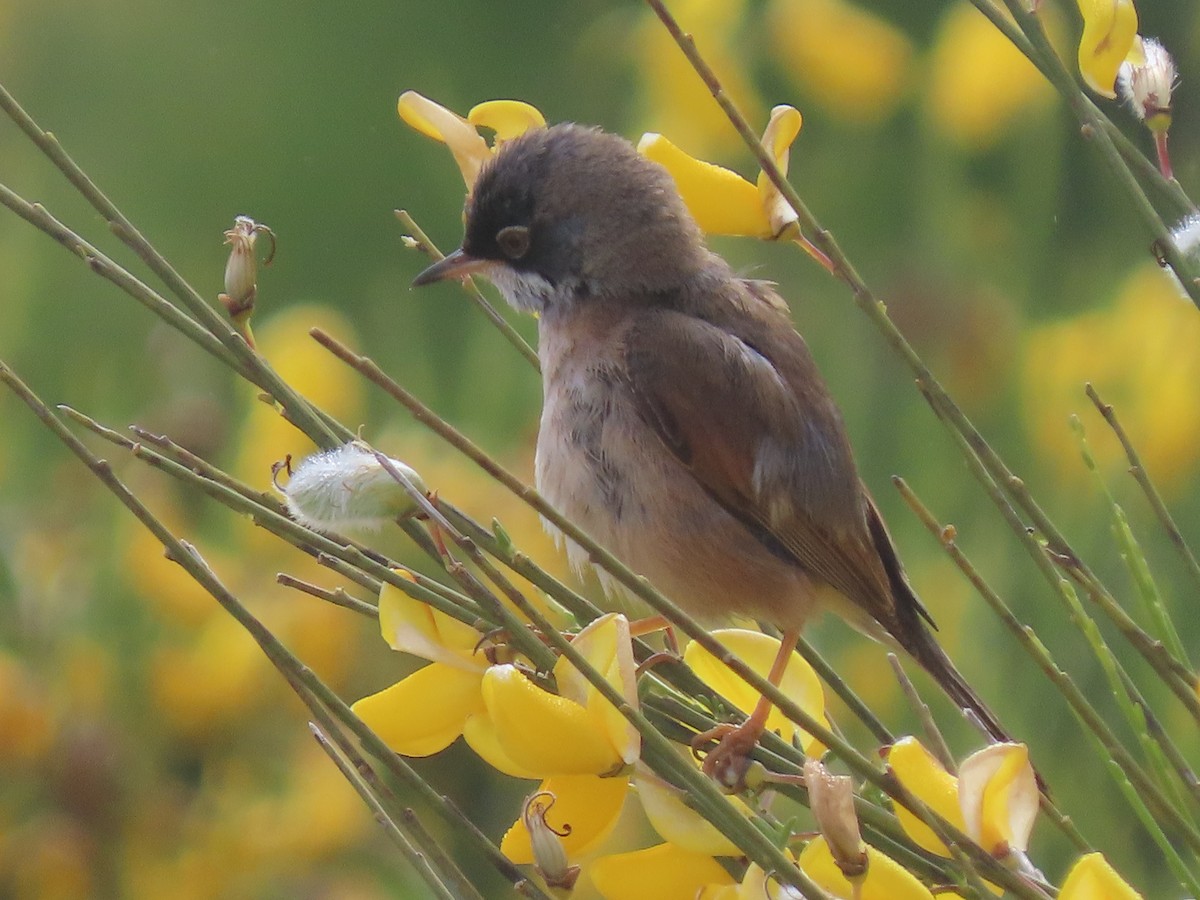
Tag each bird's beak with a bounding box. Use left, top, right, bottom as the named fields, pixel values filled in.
left=411, top=248, right=489, bottom=287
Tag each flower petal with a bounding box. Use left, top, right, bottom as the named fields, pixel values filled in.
left=554, top=613, right=640, bottom=765
left=886, top=736, right=964, bottom=856
left=925, top=2, right=1054, bottom=150
left=397, top=90, right=490, bottom=186
left=638, top=133, right=769, bottom=237
left=352, top=663, right=484, bottom=757
left=756, top=105, right=803, bottom=236
left=461, top=711, right=542, bottom=779
left=1060, top=852, right=1144, bottom=899
left=500, top=774, right=628, bottom=863
left=799, top=838, right=937, bottom=900
left=378, top=578, right=485, bottom=672
left=590, top=843, right=735, bottom=900
left=1075, top=0, right=1139, bottom=98
left=958, top=742, right=1038, bottom=856
left=467, top=100, right=546, bottom=143
left=767, top=0, right=913, bottom=124
left=634, top=766, right=741, bottom=856
left=683, top=629, right=828, bottom=756
left=481, top=664, right=622, bottom=775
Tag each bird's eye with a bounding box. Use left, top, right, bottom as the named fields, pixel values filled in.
left=496, top=225, right=531, bottom=260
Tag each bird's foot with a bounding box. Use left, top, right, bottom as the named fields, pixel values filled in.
left=692, top=720, right=763, bottom=792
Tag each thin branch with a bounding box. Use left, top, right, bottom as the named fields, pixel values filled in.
left=1086, top=384, right=1200, bottom=600
left=395, top=209, right=540, bottom=372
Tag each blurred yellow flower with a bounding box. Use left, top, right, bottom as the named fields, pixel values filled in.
left=767, top=0, right=913, bottom=124
left=1023, top=263, right=1200, bottom=495
left=1076, top=0, right=1139, bottom=98
left=926, top=3, right=1054, bottom=150
left=590, top=842, right=736, bottom=899
left=799, top=837, right=938, bottom=899
left=683, top=628, right=829, bottom=757
left=150, top=614, right=267, bottom=738
left=398, top=91, right=546, bottom=188
left=0, top=652, right=55, bottom=763
left=633, top=0, right=763, bottom=156
left=640, top=105, right=802, bottom=240
left=1060, top=852, right=1144, bottom=899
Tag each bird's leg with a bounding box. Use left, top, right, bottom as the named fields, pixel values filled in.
left=692, top=627, right=801, bottom=790
left=628, top=615, right=682, bottom=675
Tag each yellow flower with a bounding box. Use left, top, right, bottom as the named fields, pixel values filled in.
left=886, top=736, right=966, bottom=856
left=683, top=628, right=829, bottom=757
left=397, top=91, right=545, bottom=188
left=957, top=742, right=1038, bottom=857
left=1060, top=852, right=1144, bottom=899
left=633, top=763, right=750, bottom=856
left=351, top=578, right=489, bottom=758
left=1076, top=0, right=1139, bottom=98
left=1022, top=263, right=1200, bottom=495
left=500, top=775, right=629, bottom=865
left=888, top=737, right=1038, bottom=863
left=355, top=596, right=640, bottom=778
left=799, top=837, right=939, bottom=900
left=632, top=0, right=763, bottom=157
left=926, top=3, right=1055, bottom=150
left=639, top=105, right=802, bottom=240
left=768, top=0, right=913, bottom=124
left=590, top=843, right=736, bottom=900
left=480, top=613, right=640, bottom=775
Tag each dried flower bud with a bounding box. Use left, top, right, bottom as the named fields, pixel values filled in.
left=1118, top=37, right=1176, bottom=132
left=804, top=758, right=866, bottom=879
left=219, top=216, right=276, bottom=344
left=522, top=791, right=580, bottom=891
left=279, top=442, right=427, bottom=532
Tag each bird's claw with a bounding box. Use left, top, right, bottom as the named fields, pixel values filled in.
left=691, top=722, right=761, bottom=792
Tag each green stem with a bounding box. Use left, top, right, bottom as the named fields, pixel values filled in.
left=795, top=635, right=894, bottom=746
left=895, top=476, right=1200, bottom=857
left=57, top=404, right=489, bottom=634
left=309, top=330, right=1047, bottom=899
left=308, top=723, right=470, bottom=900
left=1086, top=384, right=1200, bottom=604
left=641, top=0, right=1200, bottom=721
left=0, top=360, right=551, bottom=900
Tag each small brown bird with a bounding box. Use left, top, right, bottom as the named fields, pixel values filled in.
left=414, top=123, right=1009, bottom=778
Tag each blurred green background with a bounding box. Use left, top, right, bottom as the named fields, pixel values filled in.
left=1, top=0, right=1198, bottom=896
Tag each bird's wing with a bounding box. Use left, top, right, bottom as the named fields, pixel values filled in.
left=622, top=299, right=902, bottom=625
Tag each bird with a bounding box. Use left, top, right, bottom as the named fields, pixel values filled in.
left=412, top=122, right=1010, bottom=783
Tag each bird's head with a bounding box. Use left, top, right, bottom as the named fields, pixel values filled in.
left=412, top=123, right=710, bottom=312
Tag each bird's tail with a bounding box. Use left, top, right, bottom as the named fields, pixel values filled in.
left=864, top=496, right=1013, bottom=744
left=903, top=624, right=1012, bottom=745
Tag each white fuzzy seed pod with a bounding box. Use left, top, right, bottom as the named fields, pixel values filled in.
left=281, top=442, right=427, bottom=532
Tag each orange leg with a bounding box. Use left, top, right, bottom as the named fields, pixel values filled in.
left=692, top=627, right=802, bottom=788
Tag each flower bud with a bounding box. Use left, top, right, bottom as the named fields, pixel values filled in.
left=804, top=759, right=866, bottom=879
left=279, top=442, right=427, bottom=532
left=219, top=216, right=275, bottom=343
left=521, top=791, right=580, bottom=891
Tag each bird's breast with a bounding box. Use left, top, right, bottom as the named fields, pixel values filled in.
left=534, top=316, right=823, bottom=627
